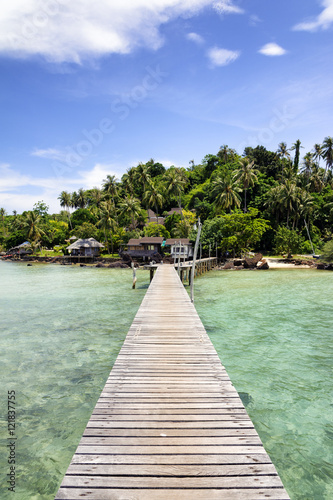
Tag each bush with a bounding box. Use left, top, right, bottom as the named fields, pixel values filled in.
left=320, top=239, right=333, bottom=262
left=274, top=226, right=304, bottom=258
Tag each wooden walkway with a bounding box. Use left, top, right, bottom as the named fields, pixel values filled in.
left=55, top=265, right=290, bottom=500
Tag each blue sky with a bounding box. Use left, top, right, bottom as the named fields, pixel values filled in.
left=0, top=0, right=332, bottom=213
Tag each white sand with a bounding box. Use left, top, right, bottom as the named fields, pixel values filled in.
left=265, top=258, right=312, bottom=269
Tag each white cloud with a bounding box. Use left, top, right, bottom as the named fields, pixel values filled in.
left=0, top=0, right=221, bottom=63
left=186, top=32, right=205, bottom=45
left=293, top=0, right=333, bottom=31
left=207, top=46, right=240, bottom=67
left=249, top=14, right=262, bottom=27
left=31, top=148, right=68, bottom=161
left=0, top=162, right=121, bottom=214
left=258, top=43, right=287, bottom=56
left=213, top=1, right=244, bottom=15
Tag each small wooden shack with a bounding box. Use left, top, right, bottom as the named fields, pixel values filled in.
left=126, top=237, right=164, bottom=260
left=166, top=238, right=193, bottom=259
left=66, top=238, right=104, bottom=257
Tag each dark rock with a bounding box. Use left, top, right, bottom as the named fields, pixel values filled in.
left=257, top=259, right=269, bottom=270
left=108, top=262, right=128, bottom=268
left=244, top=253, right=263, bottom=269
left=121, top=252, right=132, bottom=264
left=233, top=259, right=243, bottom=266
left=27, top=263, right=32, bottom=266
left=222, top=262, right=235, bottom=270
left=80, top=264, right=87, bottom=267
left=95, top=263, right=105, bottom=268
left=317, top=263, right=326, bottom=270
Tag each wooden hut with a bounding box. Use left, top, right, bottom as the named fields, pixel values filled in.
left=66, top=238, right=104, bottom=257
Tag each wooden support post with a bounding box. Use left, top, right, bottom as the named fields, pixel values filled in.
left=149, top=268, right=155, bottom=283
left=132, top=263, right=137, bottom=289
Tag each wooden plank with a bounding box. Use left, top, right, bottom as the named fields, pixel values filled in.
left=56, top=488, right=290, bottom=500
left=55, top=265, right=290, bottom=500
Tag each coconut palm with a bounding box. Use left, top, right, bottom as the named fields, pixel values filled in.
left=308, top=164, right=324, bottom=193
left=0, top=207, right=6, bottom=236
left=119, top=196, right=142, bottom=229
left=98, top=200, right=117, bottom=254
left=278, top=180, right=299, bottom=228
left=102, top=175, right=118, bottom=205
left=322, top=136, right=333, bottom=175
left=313, top=143, right=323, bottom=166
left=21, top=211, right=45, bottom=242
left=76, top=188, right=87, bottom=209
left=277, top=142, right=291, bottom=180
left=143, top=181, right=164, bottom=224
left=212, top=174, right=241, bottom=213
left=58, top=191, right=73, bottom=229
left=121, top=168, right=136, bottom=196
left=233, top=158, right=258, bottom=212
left=300, top=153, right=315, bottom=182
left=265, top=185, right=284, bottom=225
left=164, top=168, right=188, bottom=216
left=135, top=163, right=151, bottom=197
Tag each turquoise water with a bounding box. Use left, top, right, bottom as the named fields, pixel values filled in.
left=0, top=261, right=150, bottom=499
left=1, top=262, right=332, bottom=499
left=193, top=269, right=333, bottom=500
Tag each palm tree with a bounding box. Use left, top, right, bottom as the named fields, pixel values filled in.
left=277, top=142, right=291, bottom=180
left=87, top=188, right=105, bottom=210
left=278, top=180, right=299, bottom=228
left=103, top=175, right=118, bottom=205
left=0, top=207, right=6, bottom=236
left=300, top=153, right=315, bottom=183
left=143, top=181, right=164, bottom=224
left=164, top=168, right=188, bottom=217
left=76, top=188, right=87, bottom=209
left=21, top=211, right=45, bottom=242
left=313, top=143, right=323, bottom=166
left=98, top=200, right=117, bottom=254
left=290, top=139, right=303, bottom=172
left=265, top=185, right=284, bottom=225
left=119, top=196, right=142, bottom=229
left=121, top=168, right=136, bottom=195
left=135, top=163, right=151, bottom=198
left=58, top=191, right=73, bottom=229
left=233, top=158, right=258, bottom=212
left=322, top=136, right=333, bottom=175
left=308, top=164, right=324, bottom=193
left=212, top=174, right=241, bottom=213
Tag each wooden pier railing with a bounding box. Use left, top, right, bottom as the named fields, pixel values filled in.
left=55, top=264, right=290, bottom=500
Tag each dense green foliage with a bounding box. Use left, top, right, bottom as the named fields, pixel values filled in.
left=1, top=138, right=333, bottom=258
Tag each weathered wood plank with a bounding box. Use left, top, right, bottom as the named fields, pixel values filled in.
left=55, top=265, right=290, bottom=500
left=56, top=488, right=290, bottom=500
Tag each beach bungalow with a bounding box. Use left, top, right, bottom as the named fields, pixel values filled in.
left=166, top=238, right=193, bottom=259
left=66, top=238, right=104, bottom=257
left=146, top=209, right=165, bottom=226
left=126, top=237, right=164, bottom=260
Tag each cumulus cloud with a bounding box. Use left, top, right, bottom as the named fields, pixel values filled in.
left=213, top=0, right=244, bottom=15
left=258, top=43, right=287, bottom=56
left=0, top=0, right=222, bottom=63
left=207, top=46, right=240, bottom=67
left=293, top=0, right=333, bottom=31
left=0, top=162, right=120, bottom=213
left=186, top=32, right=205, bottom=45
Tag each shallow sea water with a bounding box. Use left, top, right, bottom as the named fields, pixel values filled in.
left=193, top=268, right=333, bottom=500
left=0, top=261, right=150, bottom=499
left=0, top=262, right=332, bottom=499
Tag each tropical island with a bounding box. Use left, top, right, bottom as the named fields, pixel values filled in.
left=1, top=139, right=333, bottom=265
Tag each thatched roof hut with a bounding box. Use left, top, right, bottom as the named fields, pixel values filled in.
left=66, top=238, right=104, bottom=256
